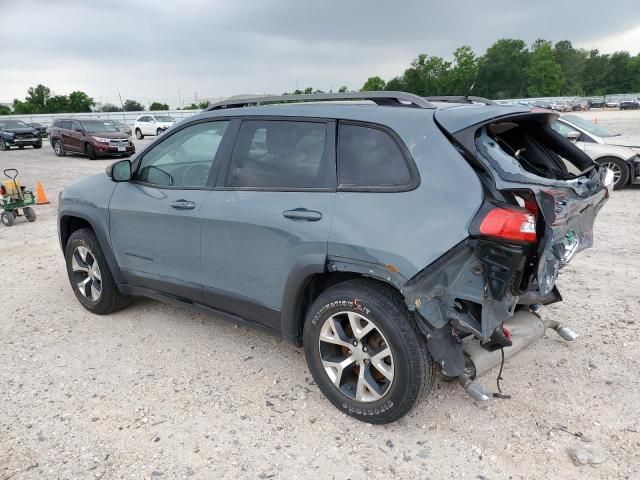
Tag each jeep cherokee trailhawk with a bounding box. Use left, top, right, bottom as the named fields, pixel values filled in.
left=58, top=92, right=612, bottom=423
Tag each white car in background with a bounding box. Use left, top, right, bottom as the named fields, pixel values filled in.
left=133, top=114, right=176, bottom=139
left=552, top=114, right=640, bottom=189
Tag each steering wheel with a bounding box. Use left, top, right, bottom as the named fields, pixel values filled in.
left=182, top=163, right=210, bottom=186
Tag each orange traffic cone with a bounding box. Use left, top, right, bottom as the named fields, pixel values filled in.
left=35, top=181, right=50, bottom=205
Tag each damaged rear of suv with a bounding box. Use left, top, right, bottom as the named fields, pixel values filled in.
left=57, top=92, right=611, bottom=424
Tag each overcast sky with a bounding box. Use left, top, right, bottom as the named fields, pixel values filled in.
left=2, top=0, right=640, bottom=107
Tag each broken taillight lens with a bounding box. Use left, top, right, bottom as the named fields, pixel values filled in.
left=478, top=207, right=537, bottom=243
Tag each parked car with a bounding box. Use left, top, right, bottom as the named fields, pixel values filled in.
left=570, top=101, right=589, bottom=111
left=133, top=114, right=175, bottom=139
left=550, top=101, right=572, bottom=112
left=0, top=119, right=42, bottom=150
left=553, top=114, right=640, bottom=189
left=605, top=99, right=620, bottom=108
left=48, top=119, right=135, bottom=160
left=105, top=119, right=133, bottom=136
left=588, top=99, right=605, bottom=109
left=58, top=92, right=612, bottom=424
left=619, top=98, right=640, bottom=110
left=27, top=122, right=48, bottom=137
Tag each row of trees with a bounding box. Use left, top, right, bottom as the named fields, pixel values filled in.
left=1, top=85, right=172, bottom=115
left=359, top=39, right=640, bottom=99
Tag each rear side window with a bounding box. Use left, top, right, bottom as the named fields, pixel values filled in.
left=60, top=121, right=72, bottom=130
left=338, top=123, right=413, bottom=189
left=226, top=120, right=331, bottom=189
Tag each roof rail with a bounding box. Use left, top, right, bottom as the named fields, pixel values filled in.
left=206, top=91, right=435, bottom=111
left=425, top=96, right=497, bottom=105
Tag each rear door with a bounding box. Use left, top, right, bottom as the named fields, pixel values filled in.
left=199, top=118, right=336, bottom=331
left=109, top=119, right=231, bottom=302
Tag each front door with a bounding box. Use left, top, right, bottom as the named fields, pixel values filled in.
left=199, top=119, right=336, bottom=330
left=109, top=119, right=231, bottom=302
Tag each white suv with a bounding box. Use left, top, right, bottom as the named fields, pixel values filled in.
left=133, top=115, right=176, bottom=139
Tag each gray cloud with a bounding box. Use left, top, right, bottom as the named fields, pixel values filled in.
left=2, top=0, right=640, bottom=107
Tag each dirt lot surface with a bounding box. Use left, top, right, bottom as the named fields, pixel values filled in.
left=1, top=113, right=639, bottom=480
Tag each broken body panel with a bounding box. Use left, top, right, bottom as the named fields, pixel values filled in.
left=403, top=109, right=611, bottom=378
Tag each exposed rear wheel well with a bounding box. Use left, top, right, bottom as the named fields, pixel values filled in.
left=295, top=272, right=404, bottom=338
left=60, top=216, right=93, bottom=248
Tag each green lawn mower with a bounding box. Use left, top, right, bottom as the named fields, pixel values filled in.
left=1, top=168, right=37, bottom=227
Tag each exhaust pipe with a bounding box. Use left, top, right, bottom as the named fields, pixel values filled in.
left=461, top=310, right=576, bottom=380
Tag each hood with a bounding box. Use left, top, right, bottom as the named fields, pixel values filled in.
left=87, top=131, right=130, bottom=139
left=2, top=127, right=38, bottom=135
left=602, top=134, right=640, bottom=148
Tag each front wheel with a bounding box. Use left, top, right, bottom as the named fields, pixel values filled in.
left=33, top=142, right=42, bottom=149
left=303, top=279, right=435, bottom=424
left=0, top=138, right=9, bottom=151
left=53, top=140, right=66, bottom=157
left=597, top=157, right=629, bottom=190
left=1, top=211, right=15, bottom=227
left=156, top=128, right=162, bottom=136
left=85, top=143, right=97, bottom=160
left=65, top=228, right=130, bottom=314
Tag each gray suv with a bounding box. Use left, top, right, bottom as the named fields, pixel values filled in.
left=58, top=92, right=612, bottom=423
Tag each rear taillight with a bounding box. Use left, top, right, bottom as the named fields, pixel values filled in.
left=478, top=206, right=537, bottom=243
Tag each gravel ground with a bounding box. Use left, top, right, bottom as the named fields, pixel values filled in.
left=1, top=115, right=639, bottom=480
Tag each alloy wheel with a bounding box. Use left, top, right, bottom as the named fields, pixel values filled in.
left=601, top=161, right=622, bottom=185
left=54, top=142, right=62, bottom=155
left=71, top=246, right=102, bottom=301
left=318, top=311, right=394, bottom=402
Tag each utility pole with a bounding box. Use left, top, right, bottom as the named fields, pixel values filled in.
left=118, top=93, right=126, bottom=123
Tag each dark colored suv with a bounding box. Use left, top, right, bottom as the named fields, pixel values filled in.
left=57, top=92, right=611, bottom=423
left=49, top=119, right=135, bottom=160
left=0, top=119, right=42, bottom=150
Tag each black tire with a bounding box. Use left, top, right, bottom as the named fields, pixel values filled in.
left=65, top=228, right=130, bottom=314
left=18, top=145, right=24, bottom=150
left=53, top=139, right=66, bottom=157
left=24, top=207, right=36, bottom=222
left=135, top=128, right=144, bottom=140
left=156, top=128, right=162, bottom=136
left=0, top=138, right=7, bottom=151
left=596, top=156, right=629, bottom=190
left=85, top=143, right=97, bottom=160
left=303, top=279, right=435, bottom=424
left=34, top=142, right=42, bottom=149
left=1, top=211, right=15, bottom=227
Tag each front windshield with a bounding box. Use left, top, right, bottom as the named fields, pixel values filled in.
left=155, top=116, right=175, bottom=123
left=0, top=120, right=29, bottom=129
left=562, top=115, right=619, bottom=138
left=82, top=120, right=119, bottom=133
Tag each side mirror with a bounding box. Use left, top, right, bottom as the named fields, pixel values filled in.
left=565, top=131, right=581, bottom=142
left=107, top=159, right=132, bottom=182
left=74, top=128, right=84, bottom=134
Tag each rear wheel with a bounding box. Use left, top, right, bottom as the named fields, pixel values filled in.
left=303, top=279, right=434, bottom=424
left=53, top=140, right=65, bottom=157
left=597, top=156, right=629, bottom=190
left=65, top=228, right=130, bottom=314
left=24, top=207, right=36, bottom=222
left=135, top=128, right=143, bottom=140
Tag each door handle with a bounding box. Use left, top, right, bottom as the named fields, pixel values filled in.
left=170, top=200, right=196, bottom=210
left=282, top=208, right=322, bottom=221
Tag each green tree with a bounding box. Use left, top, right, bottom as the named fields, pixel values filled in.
left=475, top=39, right=530, bottom=98
left=582, top=50, right=610, bottom=95
left=25, top=84, right=51, bottom=112
left=401, top=54, right=451, bottom=95
left=100, top=103, right=122, bottom=112
left=361, top=76, right=386, bottom=91
left=448, top=46, right=478, bottom=95
left=123, top=99, right=144, bottom=111
left=149, top=102, right=170, bottom=110
left=0, top=105, right=11, bottom=115
left=384, top=77, right=405, bottom=91
left=604, top=51, right=633, bottom=93
left=553, top=40, right=587, bottom=95
left=45, top=95, right=71, bottom=113
left=526, top=40, right=564, bottom=97
left=12, top=99, right=33, bottom=114
left=68, top=91, right=95, bottom=112
left=338, top=85, right=348, bottom=92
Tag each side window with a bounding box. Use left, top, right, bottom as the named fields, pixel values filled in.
left=136, top=121, right=229, bottom=188
left=552, top=121, right=577, bottom=138
left=337, top=123, right=412, bottom=188
left=71, top=121, right=82, bottom=131
left=226, top=120, right=330, bottom=189
left=60, top=121, right=72, bottom=130
left=139, top=117, right=148, bottom=122
left=53, top=119, right=62, bottom=128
